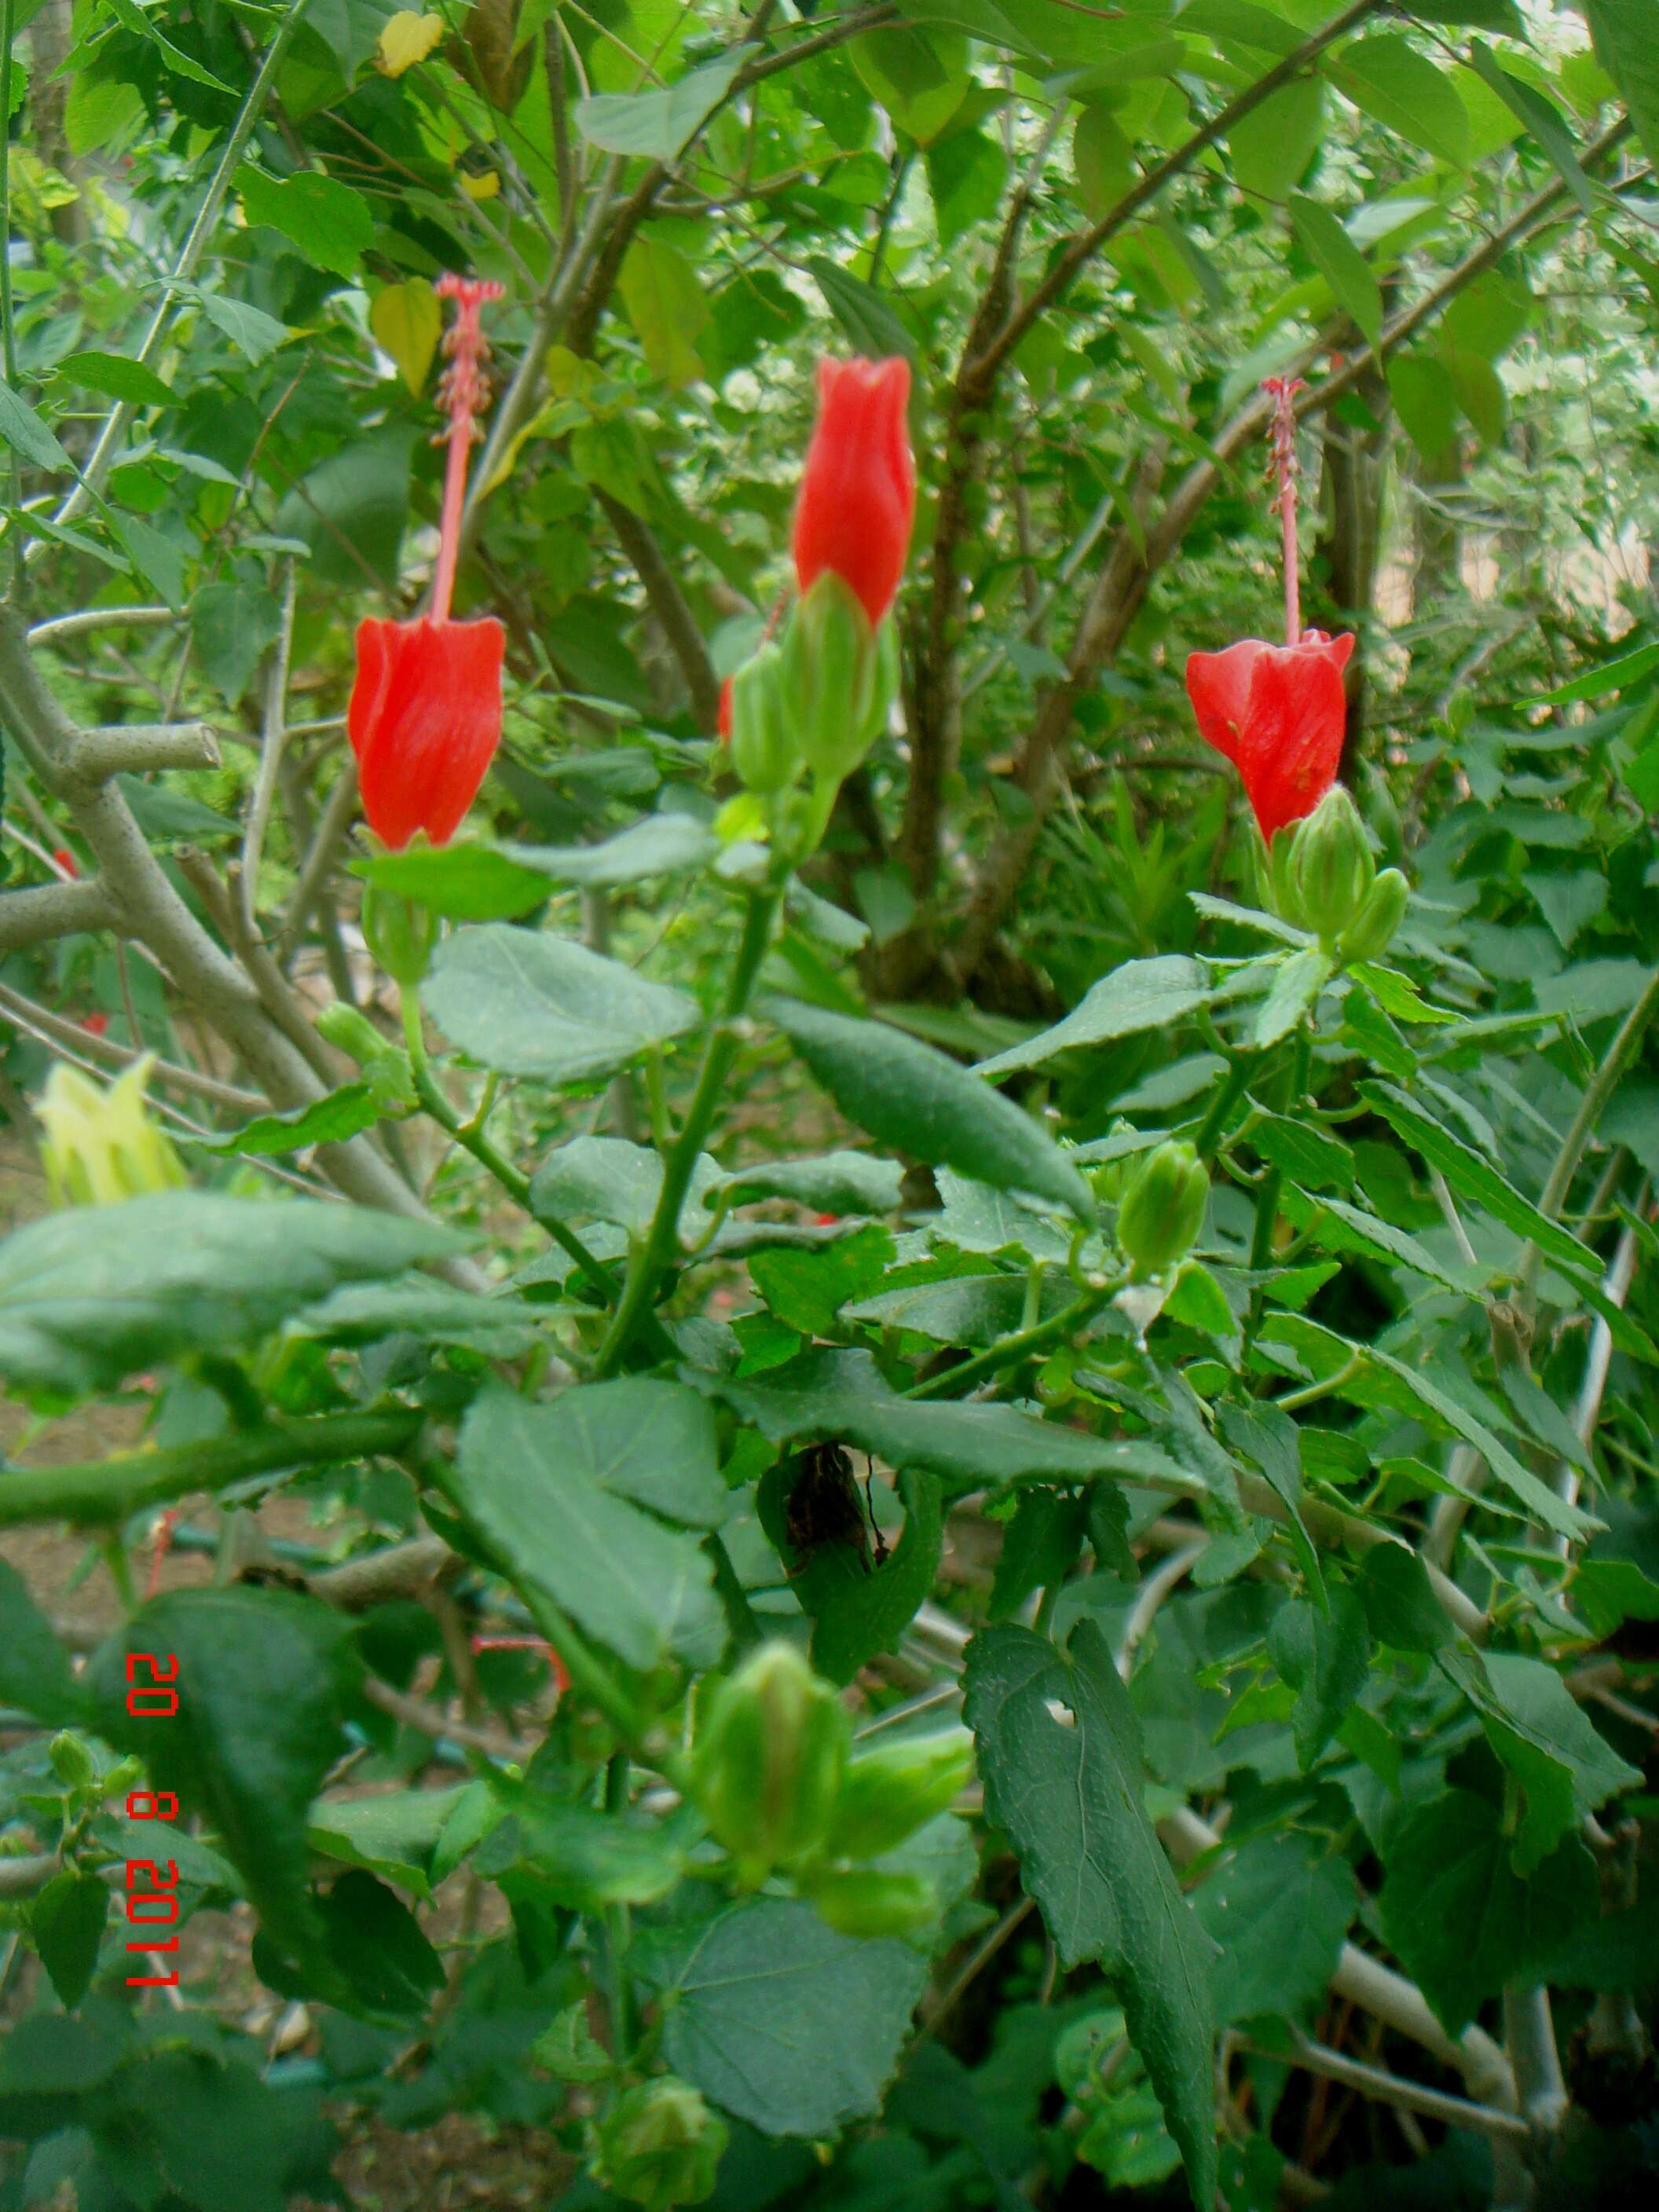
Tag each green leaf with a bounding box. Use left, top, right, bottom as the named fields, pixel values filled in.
left=1379, top=1789, right=1598, bottom=2034
left=531, top=1134, right=718, bottom=1241
left=291, top=1870, right=445, bottom=2020
left=533, top=2000, right=620, bottom=2083
left=189, top=580, right=283, bottom=708
left=288, top=1280, right=544, bottom=1355
left=110, top=511, right=186, bottom=610
left=1227, top=79, right=1326, bottom=203
left=474, top=1793, right=683, bottom=1910
left=104, top=0, right=236, bottom=93
left=1466, top=46, right=1595, bottom=213
left=1355, top=1544, right=1451, bottom=1653
left=573, top=47, right=752, bottom=158
left=1279, top=1185, right=1477, bottom=1295
left=0, top=1560, right=82, bottom=1724
left=1440, top=1650, right=1642, bottom=1874
left=1585, top=0, right=1659, bottom=169
left=712, top=1151, right=904, bottom=1217
left=115, top=774, right=240, bottom=844
left=233, top=166, right=375, bottom=278
left=190, top=288, right=293, bottom=365
left=1331, top=35, right=1471, bottom=168
left=767, top=998, right=1095, bottom=1221
left=965, top=1621, right=1218, bottom=2209
left=1356, top=1081, right=1600, bottom=1274
left=57, top=350, right=174, bottom=406
left=976, top=956, right=1216, bottom=1076
left=0, top=1193, right=466, bottom=1393
left=1365, top=1349, right=1593, bottom=1541
left=697, top=1346, right=1200, bottom=1495
left=808, top=256, right=920, bottom=365
left=426, top=925, right=701, bottom=1084
left=989, top=1488, right=1092, bottom=1619
left=619, top=234, right=710, bottom=387
left=0, top=375, right=75, bottom=473
left=1252, top=948, right=1335, bottom=1048
left=766, top=1465, right=943, bottom=1684
left=357, top=815, right=717, bottom=918
left=643, top=1897, right=928, bottom=2136
left=1191, top=1832, right=1358, bottom=2026
left=1525, top=638, right=1659, bottom=705
left=1266, top=1589, right=1369, bottom=1767
left=201, top=1083, right=383, bottom=1157
left=88, top=1589, right=361, bottom=1972
left=29, top=1873, right=109, bottom=2010
left=1387, top=350, right=1461, bottom=459
left=1249, top=1113, right=1355, bottom=1193
left=448, top=1386, right=726, bottom=1672
left=308, top=1785, right=471, bottom=1899
left=849, top=25, right=969, bottom=144
left=1288, top=194, right=1382, bottom=350
left=1216, top=1400, right=1324, bottom=1607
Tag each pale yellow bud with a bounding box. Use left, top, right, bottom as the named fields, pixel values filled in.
left=37, top=1056, right=185, bottom=1209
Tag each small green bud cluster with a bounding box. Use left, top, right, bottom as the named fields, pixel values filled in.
left=689, top=1641, right=974, bottom=1939
left=723, top=575, right=900, bottom=866
left=315, top=1002, right=419, bottom=1115
left=360, top=877, right=438, bottom=986
left=1114, top=1138, right=1208, bottom=1283
left=1257, top=787, right=1408, bottom=964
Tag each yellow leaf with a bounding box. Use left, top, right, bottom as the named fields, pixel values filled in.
left=370, top=280, right=441, bottom=394
left=459, top=167, right=500, bottom=200
left=377, top=10, right=445, bottom=78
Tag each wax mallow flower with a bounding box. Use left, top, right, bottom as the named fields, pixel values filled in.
left=792, top=355, right=915, bottom=628
left=1185, top=376, right=1356, bottom=842
left=349, top=274, right=507, bottom=850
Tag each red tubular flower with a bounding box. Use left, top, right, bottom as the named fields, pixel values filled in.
left=792, top=355, right=915, bottom=627
left=349, top=273, right=506, bottom=851
left=716, top=676, right=734, bottom=742
left=1185, top=630, right=1354, bottom=841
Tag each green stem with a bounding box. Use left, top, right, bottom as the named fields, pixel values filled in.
left=594, top=889, right=779, bottom=1377
left=517, top=1580, right=690, bottom=1791
left=602, top=1752, right=635, bottom=2061
left=1, top=0, right=21, bottom=582
left=1192, top=1053, right=1254, bottom=1162
left=1247, top=1020, right=1313, bottom=1273
left=905, top=1281, right=1118, bottom=1401
left=400, top=987, right=621, bottom=1312
left=0, top=1410, right=423, bottom=1530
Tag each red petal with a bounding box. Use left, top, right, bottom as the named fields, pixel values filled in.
left=354, top=617, right=505, bottom=850
left=792, top=354, right=915, bottom=627
left=1185, top=641, right=1268, bottom=767
left=348, top=618, right=398, bottom=764
left=1235, top=639, right=1350, bottom=840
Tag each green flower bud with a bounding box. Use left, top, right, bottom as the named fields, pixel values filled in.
left=1287, top=786, right=1375, bottom=943
left=1115, top=1138, right=1208, bottom=1283
left=728, top=641, right=798, bottom=797
left=49, top=1732, right=97, bottom=1791
left=820, top=1729, right=973, bottom=1861
left=590, top=2078, right=727, bottom=2212
left=782, top=571, right=881, bottom=785
left=691, top=1642, right=849, bottom=1879
left=1086, top=1120, right=1139, bottom=1206
left=361, top=880, right=438, bottom=986
left=1337, top=866, right=1409, bottom=964
left=316, top=1002, right=388, bottom=1065
left=1254, top=822, right=1306, bottom=929
left=804, top=1867, right=938, bottom=1939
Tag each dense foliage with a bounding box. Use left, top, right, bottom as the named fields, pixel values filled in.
left=3, top=3, right=1659, bottom=2209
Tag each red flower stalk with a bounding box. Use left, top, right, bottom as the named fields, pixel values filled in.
left=792, top=356, right=914, bottom=628
left=1185, top=375, right=1356, bottom=840
left=349, top=273, right=507, bottom=851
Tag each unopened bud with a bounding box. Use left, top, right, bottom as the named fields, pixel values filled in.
left=727, top=642, right=797, bottom=797
left=690, top=1642, right=848, bottom=1880
left=361, top=879, right=438, bottom=986
left=782, top=571, right=881, bottom=785
left=803, top=1866, right=937, bottom=1939
left=1338, top=866, right=1408, bottom=964
left=1256, top=821, right=1306, bottom=929
left=1288, top=786, right=1375, bottom=943
left=37, top=1056, right=186, bottom=1209
left=590, top=2078, right=727, bottom=2212
left=316, top=1002, right=387, bottom=1064
left=820, top=1730, right=973, bottom=1861
left=1115, top=1137, right=1207, bottom=1282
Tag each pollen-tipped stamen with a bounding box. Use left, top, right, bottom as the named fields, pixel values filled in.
left=1263, top=374, right=1307, bottom=647
left=430, top=273, right=505, bottom=625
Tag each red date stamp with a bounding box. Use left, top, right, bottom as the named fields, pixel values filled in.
left=123, top=1652, right=181, bottom=1991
